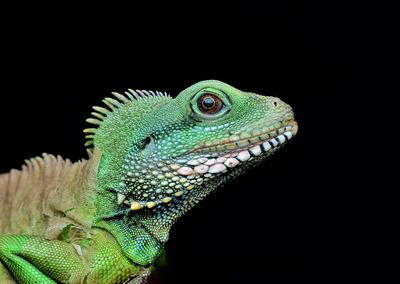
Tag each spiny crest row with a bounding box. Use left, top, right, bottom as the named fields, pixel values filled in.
left=83, top=89, right=171, bottom=151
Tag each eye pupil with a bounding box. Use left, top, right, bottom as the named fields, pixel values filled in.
left=196, top=93, right=224, bottom=115
left=202, top=97, right=215, bottom=109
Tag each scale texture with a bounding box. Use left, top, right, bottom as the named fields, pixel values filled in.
left=0, top=80, right=297, bottom=283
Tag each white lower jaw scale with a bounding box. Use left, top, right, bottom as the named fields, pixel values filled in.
left=270, top=138, right=279, bottom=147
left=283, top=131, right=293, bottom=139
left=249, top=145, right=262, bottom=156
left=236, top=151, right=251, bottom=162
left=276, top=134, right=286, bottom=144
left=262, top=141, right=272, bottom=152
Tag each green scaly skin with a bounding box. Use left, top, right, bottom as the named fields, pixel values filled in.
left=0, top=80, right=298, bottom=283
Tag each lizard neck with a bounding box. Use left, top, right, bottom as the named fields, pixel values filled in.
left=90, top=144, right=222, bottom=267
left=132, top=185, right=216, bottom=243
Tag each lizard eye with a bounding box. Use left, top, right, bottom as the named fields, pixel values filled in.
left=191, top=89, right=230, bottom=120
left=197, top=94, right=224, bottom=114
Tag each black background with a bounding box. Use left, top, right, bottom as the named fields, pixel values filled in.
left=0, top=1, right=384, bottom=283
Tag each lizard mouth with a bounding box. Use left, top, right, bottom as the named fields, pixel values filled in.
left=115, top=120, right=297, bottom=213
left=190, top=120, right=298, bottom=156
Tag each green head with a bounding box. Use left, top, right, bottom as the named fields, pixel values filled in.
left=86, top=80, right=297, bottom=264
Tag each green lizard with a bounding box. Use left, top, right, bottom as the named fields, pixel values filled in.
left=0, top=80, right=298, bottom=283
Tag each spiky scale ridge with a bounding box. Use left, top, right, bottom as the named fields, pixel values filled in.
left=92, top=106, right=109, bottom=114
left=128, top=89, right=141, bottom=99
left=84, top=89, right=171, bottom=149
left=112, top=92, right=130, bottom=103
left=83, top=128, right=97, bottom=133
left=86, top=118, right=102, bottom=125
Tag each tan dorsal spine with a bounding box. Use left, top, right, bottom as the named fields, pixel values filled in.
left=0, top=150, right=101, bottom=236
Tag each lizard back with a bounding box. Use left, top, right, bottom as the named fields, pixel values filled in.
left=0, top=153, right=97, bottom=236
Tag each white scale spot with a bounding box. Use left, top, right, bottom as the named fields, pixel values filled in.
left=249, top=145, right=262, bottom=156
left=236, top=151, right=250, bottom=162
left=276, top=135, right=286, bottom=143
left=208, top=163, right=226, bottom=174
left=170, top=164, right=181, bottom=170
left=270, top=138, right=279, bottom=147
left=216, top=157, right=227, bottom=163
left=187, top=159, right=200, bottom=166
left=197, top=158, right=208, bottom=163
left=262, top=142, right=272, bottom=152
left=194, top=164, right=209, bottom=174
left=204, top=159, right=217, bottom=166
left=224, top=158, right=240, bottom=168
left=177, top=167, right=194, bottom=176
left=284, top=131, right=293, bottom=139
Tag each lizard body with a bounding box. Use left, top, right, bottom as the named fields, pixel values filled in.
left=0, top=80, right=298, bottom=283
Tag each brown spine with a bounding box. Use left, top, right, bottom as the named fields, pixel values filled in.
left=0, top=153, right=98, bottom=235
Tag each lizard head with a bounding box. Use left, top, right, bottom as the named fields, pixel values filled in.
left=88, top=80, right=297, bottom=248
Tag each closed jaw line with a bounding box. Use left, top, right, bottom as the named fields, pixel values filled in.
left=189, top=121, right=298, bottom=164
left=191, top=120, right=298, bottom=154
